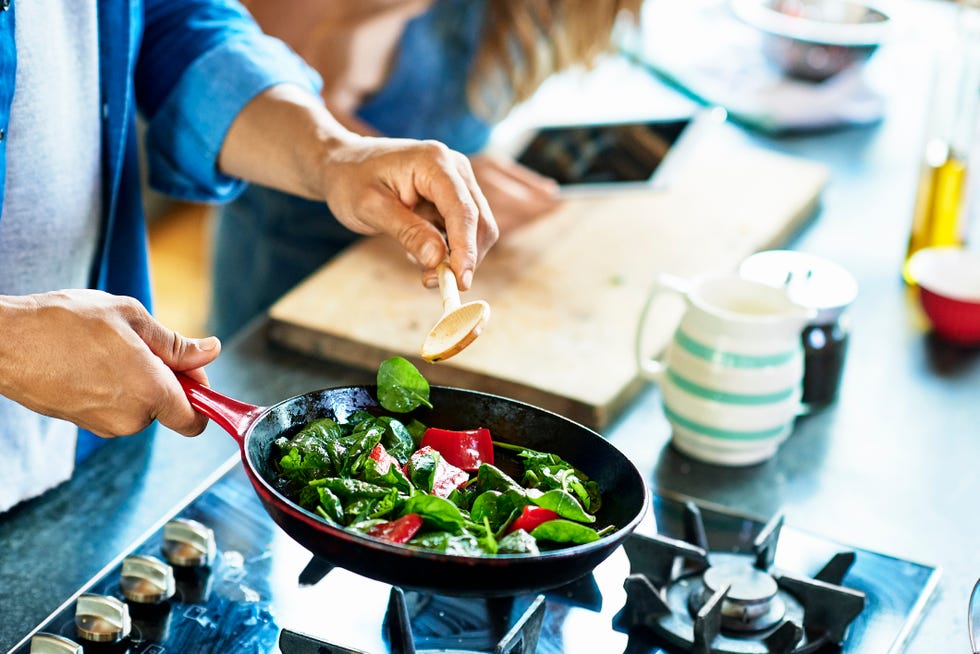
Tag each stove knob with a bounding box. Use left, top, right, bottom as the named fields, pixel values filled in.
left=161, top=518, right=215, bottom=567
left=29, top=633, right=83, bottom=654
left=120, top=554, right=176, bottom=604
left=75, top=593, right=131, bottom=643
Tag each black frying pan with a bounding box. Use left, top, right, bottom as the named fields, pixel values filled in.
left=178, top=374, right=649, bottom=597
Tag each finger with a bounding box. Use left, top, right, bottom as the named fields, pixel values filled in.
left=126, top=314, right=220, bottom=436
left=156, top=370, right=211, bottom=437
left=405, top=145, right=499, bottom=291
left=444, top=158, right=497, bottom=291
left=386, top=200, right=450, bottom=274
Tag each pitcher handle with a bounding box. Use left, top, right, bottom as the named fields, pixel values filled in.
left=635, top=273, right=690, bottom=382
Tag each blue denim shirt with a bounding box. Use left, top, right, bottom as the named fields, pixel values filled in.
left=0, top=0, right=320, bottom=459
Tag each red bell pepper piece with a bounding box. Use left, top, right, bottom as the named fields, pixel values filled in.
left=420, top=427, right=494, bottom=471
left=366, top=513, right=424, bottom=544
left=404, top=445, right=470, bottom=498
left=507, top=506, right=560, bottom=534
left=368, top=443, right=400, bottom=474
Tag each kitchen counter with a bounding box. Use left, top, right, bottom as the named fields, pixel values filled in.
left=1, top=1, right=977, bottom=651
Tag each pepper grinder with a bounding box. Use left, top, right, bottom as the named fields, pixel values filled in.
left=739, top=250, right=858, bottom=413
left=903, top=0, right=980, bottom=284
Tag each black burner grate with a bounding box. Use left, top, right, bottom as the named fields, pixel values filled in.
left=615, top=502, right=866, bottom=654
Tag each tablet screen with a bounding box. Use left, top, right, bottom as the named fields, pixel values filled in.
left=514, top=119, right=691, bottom=186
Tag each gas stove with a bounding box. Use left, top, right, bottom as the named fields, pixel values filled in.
left=10, top=463, right=938, bottom=654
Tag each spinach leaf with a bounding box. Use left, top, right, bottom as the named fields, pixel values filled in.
left=375, top=415, right=416, bottom=462
left=316, top=487, right=344, bottom=524
left=403, top=494, right=467, bottom=533
left=527, top=488, right=596, bottom=523
left=294, top=417, right=345, bottom=442
left=473, top=464, right=525, bottom=496
left=377, top=357, right=433, bottom=412
left=310, top=477, right=392, bottom=500
left=409, top=531, right=488, bottom=556
left=296, top=483, right=321, bottom=511
left=370, top=488, right=403, bottom=519
left=344, top=498, right=372, bottom=523
left=529, top=519, right=601, bottom=545
left=499, top=443, right=602, bottom=513
left=278, top=445, right=333, bottom=483
left=340, top=424, right=386, bottom=477
left=470, top=490, right=520, bottom=530
left=364, top=458, right=414, bottom=494
left=404, top=448, right=438, bottom=493
left=475, top=517, right=499, bottom=555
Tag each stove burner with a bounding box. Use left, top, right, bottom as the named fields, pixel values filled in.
left=615, top=502, right=866, bottom=654
left=693, top=554, right=786, bottom=632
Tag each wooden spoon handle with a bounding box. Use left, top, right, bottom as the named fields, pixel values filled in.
left=436, top=261, right=462, bottom=313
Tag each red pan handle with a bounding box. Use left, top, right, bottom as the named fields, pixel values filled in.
left=176, top=373, right=267, bottom=446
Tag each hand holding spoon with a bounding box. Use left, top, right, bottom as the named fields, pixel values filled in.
left=420, top=261, right=490, bottom=363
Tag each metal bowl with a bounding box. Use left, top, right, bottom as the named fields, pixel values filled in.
left=732, top=0, right=891, bottom=81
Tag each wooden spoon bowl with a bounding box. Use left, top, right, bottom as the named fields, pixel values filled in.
left=420, top=262, right=491, bottom=363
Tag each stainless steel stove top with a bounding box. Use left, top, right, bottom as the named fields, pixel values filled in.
left=9, top=464, right=938, bottom=654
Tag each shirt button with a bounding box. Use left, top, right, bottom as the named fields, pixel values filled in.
left=0, top=129, right=6, bottom=142
left=1, top=1, right=10, bottom=11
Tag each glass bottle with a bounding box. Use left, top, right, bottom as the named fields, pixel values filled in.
left=903, top=0, right=980, bottom=284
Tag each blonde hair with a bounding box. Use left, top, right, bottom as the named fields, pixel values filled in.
left=469, top=0, right=643, bottom=118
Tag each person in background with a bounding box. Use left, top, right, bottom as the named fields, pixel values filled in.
left=0, top=0, right=497, bottom=513
left=211, top=0, right=642, bottom=339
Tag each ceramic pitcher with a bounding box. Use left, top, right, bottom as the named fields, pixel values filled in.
left=635, top=273, right=816, bottom=466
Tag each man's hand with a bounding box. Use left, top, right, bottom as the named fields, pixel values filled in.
left=218, top=85, right=498, bottom=292
left=316, top=136, right=499, bottom=290
left=0, top=290, right=220, bottom=438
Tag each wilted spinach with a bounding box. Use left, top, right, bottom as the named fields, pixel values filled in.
left=271, top=357, right=613, bottom=556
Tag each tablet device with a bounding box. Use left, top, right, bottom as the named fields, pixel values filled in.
left=506, top=111, right=715, bottom=195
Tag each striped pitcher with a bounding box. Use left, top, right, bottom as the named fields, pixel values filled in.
left=636, top=273, right=815, bottom=466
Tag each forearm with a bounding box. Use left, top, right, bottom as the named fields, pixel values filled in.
left=215, top=83, right=498, bottom=290
left=217, top=83, right=357, bottom=202
left=0, top=294, right=37, bottom=403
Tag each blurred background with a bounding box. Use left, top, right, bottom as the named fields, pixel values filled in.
left=144, top=0, right=977, bottom=339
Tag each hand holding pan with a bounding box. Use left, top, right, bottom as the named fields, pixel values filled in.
left=176, top=373, right=648, bottom=596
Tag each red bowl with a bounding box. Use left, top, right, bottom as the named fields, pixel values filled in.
left=906, top=247, right=980, bottom=346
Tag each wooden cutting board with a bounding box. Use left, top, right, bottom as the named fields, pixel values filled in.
left=267, top=133, right=828, bottom=430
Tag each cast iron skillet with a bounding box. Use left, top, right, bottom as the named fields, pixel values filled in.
left=178, top=374, right=649, bottom=597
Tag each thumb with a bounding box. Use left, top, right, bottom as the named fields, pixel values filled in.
left=170, top=335, right=222, bottom=374
left=134, top=316, right=222, bottom=375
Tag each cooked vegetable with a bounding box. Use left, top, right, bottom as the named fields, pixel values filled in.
left=420, top=427, right=494, bottom=471
left=404, top=445, right=469, bottom=498
left=376, top=356, right=432, bottom=412
left=271, top=357, right=612, bottom=556
left=507, top=506, right=559, bottom=534
left=366, top=513, right=424, bottom=544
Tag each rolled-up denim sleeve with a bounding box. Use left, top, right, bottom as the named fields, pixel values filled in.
left=142, top=17, right=321, bottom=203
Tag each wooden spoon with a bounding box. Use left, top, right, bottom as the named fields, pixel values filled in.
left=420, top=261, right=490, bottom=363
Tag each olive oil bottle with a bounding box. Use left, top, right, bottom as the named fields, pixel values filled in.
left=903, top=0, right=980, bottom=285
left=903, top=141, right=969, bottom=284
